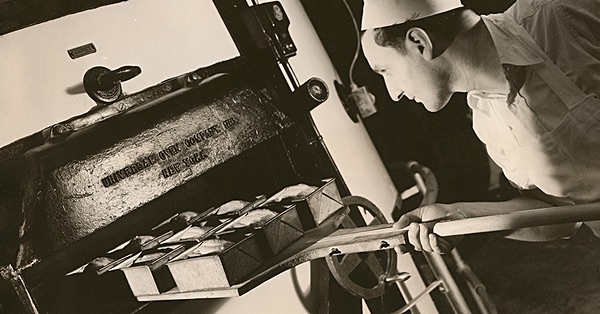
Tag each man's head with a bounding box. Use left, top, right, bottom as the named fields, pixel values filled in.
left=361, top=0, right=468, bottom=112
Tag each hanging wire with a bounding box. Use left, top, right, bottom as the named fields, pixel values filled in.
left=341, top=0, right=361, bottom=89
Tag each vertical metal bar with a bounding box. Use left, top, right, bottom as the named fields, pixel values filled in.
left=407, top=160, right=470, bottom=313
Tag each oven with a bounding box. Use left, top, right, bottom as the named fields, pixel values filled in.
left=0, top=1, right=432, bottom=313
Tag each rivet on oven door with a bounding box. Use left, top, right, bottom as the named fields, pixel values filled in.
left=187, top=72, right=201, bottom=84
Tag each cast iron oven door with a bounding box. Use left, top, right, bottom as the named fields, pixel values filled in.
left=16, top=72, right=291, bottom=269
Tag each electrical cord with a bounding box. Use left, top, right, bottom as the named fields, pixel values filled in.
left=340, top=0, right=378, bottom=119
left=341, top=0, right=361, bottom=89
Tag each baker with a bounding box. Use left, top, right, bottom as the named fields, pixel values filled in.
left=360, top=0, right=600, bottom=253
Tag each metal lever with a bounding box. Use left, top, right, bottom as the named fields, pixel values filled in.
left=96, top=65, right=141, bottom=89
left=83, top=65, right=142, bottom=104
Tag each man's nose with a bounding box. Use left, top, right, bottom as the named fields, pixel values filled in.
left=386, top=86, right=404, bottom=102
left=384, top=78, right=404, bottom=102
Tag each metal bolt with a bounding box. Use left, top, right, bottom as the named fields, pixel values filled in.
left=385, top=272, right=412, bottom=283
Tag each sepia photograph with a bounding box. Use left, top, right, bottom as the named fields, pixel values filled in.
left=1, top=0, right=599, bottom=313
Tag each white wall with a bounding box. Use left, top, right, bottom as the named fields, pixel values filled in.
left=0, top=0, right=239, bottom=147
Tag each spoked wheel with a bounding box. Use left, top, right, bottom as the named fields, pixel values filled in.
left=325, top=195, right=397, bottom=300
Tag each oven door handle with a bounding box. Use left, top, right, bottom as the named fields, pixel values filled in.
left=97, top=65, right=142, bottom=89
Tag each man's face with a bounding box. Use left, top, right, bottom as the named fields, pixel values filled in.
left=361, top=29, right=453, bottom=112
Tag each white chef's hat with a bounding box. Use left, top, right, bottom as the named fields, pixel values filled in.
left=361, top=0, right=464, bottom=30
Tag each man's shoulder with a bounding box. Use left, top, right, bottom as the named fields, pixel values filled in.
left=505, top=0, right=600, bottom=52
left=505, top=0, right=558, bottom=25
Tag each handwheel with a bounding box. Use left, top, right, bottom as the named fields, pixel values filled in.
left=326, top=195, right=397, bottom=300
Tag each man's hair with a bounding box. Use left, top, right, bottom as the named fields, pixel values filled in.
left=371, top=7, right=468, bottom=54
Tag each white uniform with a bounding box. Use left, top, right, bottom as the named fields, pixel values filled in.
left=468, top=0, right=600, bottom=206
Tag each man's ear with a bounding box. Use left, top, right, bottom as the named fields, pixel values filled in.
left=406, top=27, right=434, bottom=60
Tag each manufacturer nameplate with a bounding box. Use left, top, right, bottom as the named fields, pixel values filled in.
left=100, top=117, right=239, bottom=187
left=67, top=43, right=97, bottom=59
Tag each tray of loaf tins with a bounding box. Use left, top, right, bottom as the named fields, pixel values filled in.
left=164, top=203, right=304, bottom=292
left=63, top=199, right=254, bottom=296
left=75, top=179, right=342, bottom=297
left=114, top=195, right=302, bottom=295
left=118, top=197, right=266, bottom=296
left=118, top=230, right=262, bottom=296
left=161, top=179, right=341, bottom=293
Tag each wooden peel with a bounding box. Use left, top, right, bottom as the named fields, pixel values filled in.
left=432, top=202, right=600, bottom=237
left=320, top=202, right=600, bottom=248
left=135, top=202, right=600, bottom=301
